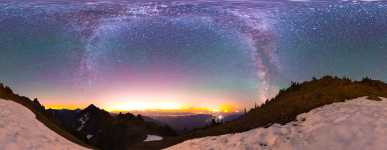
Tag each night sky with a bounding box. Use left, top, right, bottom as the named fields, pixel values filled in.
left=1, top=0, right=387, bottom=111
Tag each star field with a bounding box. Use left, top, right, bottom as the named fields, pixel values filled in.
left=0, top=0, right=387, bottom=110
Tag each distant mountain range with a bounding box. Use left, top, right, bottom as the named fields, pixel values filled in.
left=145, top=113, right=243, bottom=134
left=46, top=104, right=176, bottom=150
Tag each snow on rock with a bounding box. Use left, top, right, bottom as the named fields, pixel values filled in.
left=0, top=99, right=89, bottom=150
left=144, top=135, right=163, bottom=142
left=77, top=113, right=89, bottom=131
left=86, top=134, right=93, bottom=140
left=166, top=97, right=387, bottom=150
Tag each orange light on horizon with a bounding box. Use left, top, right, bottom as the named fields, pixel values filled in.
left=45, top=104, right=86, bottom=110
left=44, top=94, right=240, bottom=113
left=104, top=101, right=185, bottom=112
left=44, top=102, right=239, bottom=113
left=104, top=101, right=238, bottom=113
left=97, top=91, right=240, bottom=113
left=211, top=104, right=235, bottom=113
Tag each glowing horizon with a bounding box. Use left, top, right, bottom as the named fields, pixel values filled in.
left=45, top=101, right=239, bottom=113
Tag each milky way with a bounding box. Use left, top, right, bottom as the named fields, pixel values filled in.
left=1, top=0, right=387, bottom=109
left=76, top=1, right=280, bottom=103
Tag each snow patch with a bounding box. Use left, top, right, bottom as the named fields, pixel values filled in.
left=77, top=113, right=89, bottom=131
left=144, top=135, right=163, bottom=142
left=0, top=99, right=89, bottom=150
left=86, top=134, right=93, bottom=140
left=166, top=97, right=387, bottom=150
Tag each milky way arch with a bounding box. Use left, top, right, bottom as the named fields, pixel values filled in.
left=74, top=1, right=281, bottom=103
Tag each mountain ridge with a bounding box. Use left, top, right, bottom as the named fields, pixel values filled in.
left=132, top=76, right=387, bottom=149
left=47, top=101, right=177, bottom=150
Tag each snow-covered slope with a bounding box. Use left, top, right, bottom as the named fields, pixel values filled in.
left=0, top=99, right=89, bottom=150
left=166, top=97, right=387, bottom=150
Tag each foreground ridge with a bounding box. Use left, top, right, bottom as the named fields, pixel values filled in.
left=0, top=99, right=89, bottom=150
left=167, top=97, right=387, bottom=150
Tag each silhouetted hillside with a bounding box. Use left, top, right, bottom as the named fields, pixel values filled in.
left=136, top=76, right=387, bottom=149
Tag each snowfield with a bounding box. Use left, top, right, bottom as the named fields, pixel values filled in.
left=0, top=99, right=89, bottom=150
left=167, top=97, right=387, bottom=150
left=144, top=135, right=163, bottom=142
